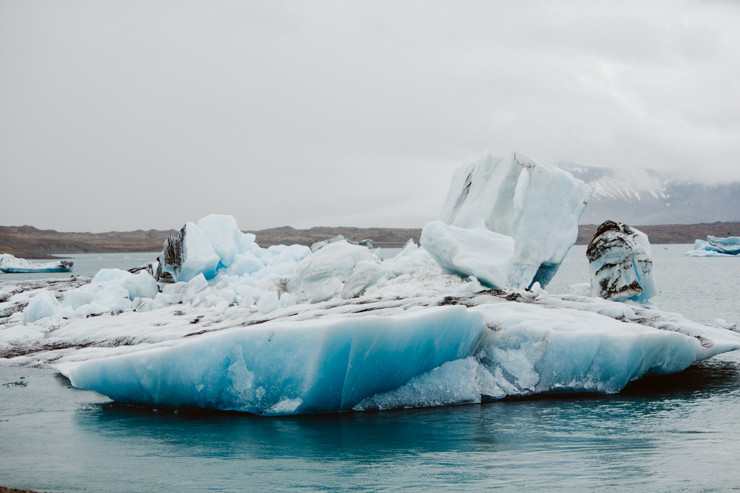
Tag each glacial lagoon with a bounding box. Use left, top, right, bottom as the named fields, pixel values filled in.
left=2, top=245, right=739, bottom=492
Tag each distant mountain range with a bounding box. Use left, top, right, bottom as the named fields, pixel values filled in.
left=559, top=163, right=740, bottom=226
left=2, top=165, right=740, bottom=258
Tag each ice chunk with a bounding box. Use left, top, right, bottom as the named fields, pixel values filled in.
left=291, top=240, right=378, bottom=291
left=181, top=274, right=209, bottom=304
left=91, top=269, right=158, bottom=301
left=279, top=292, right=298, bottom=307
left=586, top=220, right=657, bottom=303
left=226, top=252, right=265, bottom=277
left=0, top=254, right=73, bottom=273
left=22, top=291, right=61, bottom=323
left=305, top=277, right=344, bottom=303
left=420, top=221, right=514, bottom=289
left=257, top=291, right=279, bottom=313
left=62, top=289, right=95, bottom=310
left=715, top=318, right=738, bottom=331
left=235, top=232, right=259, bottom=256
left=311, top=235, right=347, bottom=253
left=122, top=272, right=159, bottom=301
left=686, top=236, right=740, bottom=257
left=196, top=214, right=240, bottom=267
left=439, top=151, right=591, bottom=289
left=707, top=236, right=740, bottom=255
left=311, top=235, right=373, bottom=253
left=341, top=261, right=386, bottom=299
left=157, top=222, right=221, bottom=283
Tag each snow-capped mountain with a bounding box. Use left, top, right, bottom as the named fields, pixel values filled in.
left=559, top=163, right=740, bottom=225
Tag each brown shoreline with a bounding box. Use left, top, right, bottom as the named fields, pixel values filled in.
left=0, top=486, right=45, bottom=493
left=1, top=222, right=739, bottom=257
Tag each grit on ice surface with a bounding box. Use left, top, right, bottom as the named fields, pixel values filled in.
left=1, top=151, right=739, bottom=416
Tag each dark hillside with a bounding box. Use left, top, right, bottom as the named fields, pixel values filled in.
left=2, top=222, right=739, bottom=258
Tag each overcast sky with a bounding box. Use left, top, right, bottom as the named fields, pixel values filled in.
left=1, top=1, right=739, bottom=233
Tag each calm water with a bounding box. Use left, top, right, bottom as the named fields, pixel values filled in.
left=2, top=246, right=740, bottom=492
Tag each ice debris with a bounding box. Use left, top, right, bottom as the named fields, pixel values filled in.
left=586, top=220, right=657, bottom=303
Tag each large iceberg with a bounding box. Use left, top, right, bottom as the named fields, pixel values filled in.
left=438, top=151, right=591, bottom=289
left=686, top=235, right=740, bottom=257
left=3, top=272, right=738, bottom=415
left=1, top=152, right=739, bottom=416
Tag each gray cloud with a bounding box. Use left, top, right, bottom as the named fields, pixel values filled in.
left=1, top=0, right=738, bottom=232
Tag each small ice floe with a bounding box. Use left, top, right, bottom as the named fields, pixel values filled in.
left=0, top=254, right=73, bottom=274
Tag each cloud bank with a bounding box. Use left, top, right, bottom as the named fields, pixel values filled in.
left=1, top=1, right=738, bottom=232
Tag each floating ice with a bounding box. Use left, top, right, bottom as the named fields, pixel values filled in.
left=686, top=236, right=740, bottom=257
left=37, top=289, right=740, bottom=415
left=0, top=254, right=73, bottom=273
left=587, top=220, right=657, bottom=303
left=708, top=236, right=740, bottom=255
left=2, top=151, right=739, bottom=417
left=439, top=151, right=591, bottom=289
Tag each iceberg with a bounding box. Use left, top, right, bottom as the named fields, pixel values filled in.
left=1, top=150, right=738, bottom=416
left=3, top=277, right=738, bottom=415
left=586, top=220, right=657, bottom=303
left=686, top=236, right=740, bottom=257
left=420, top=221, right=514, bottom=289
left=707, top=236, right=740, bottom=255
left=0, top=254, right=73, bottom=273
left=438, top=151, right=592, bottom=289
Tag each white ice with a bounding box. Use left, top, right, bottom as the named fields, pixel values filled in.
left=0, top=254, right=73, bottom=273
left=420, top=221, right=514, bottom=289
left=3, top=281, right=737, bottom=416
left=438, top=151, right=592, bottom=289
left=686, top=236, right=740, bottom=257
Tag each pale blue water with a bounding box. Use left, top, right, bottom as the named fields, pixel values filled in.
left=2, top=246, right=740, bottom=492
